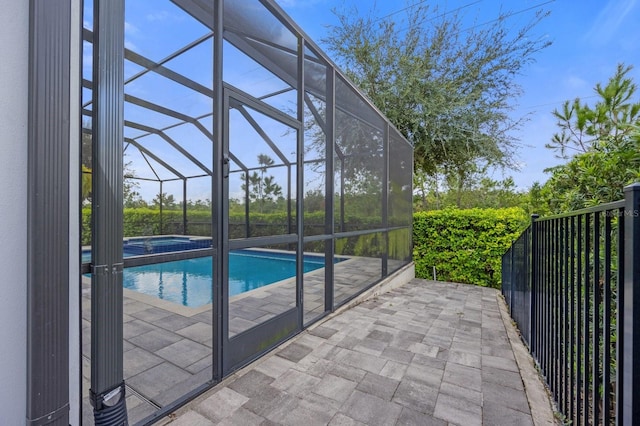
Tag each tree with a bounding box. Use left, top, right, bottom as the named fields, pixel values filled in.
left=547, top=64, right=640, bottom=158
left=241, top=154, right=284, bottom=212
left=413, top=173, right=527, bottom=211
left=324, top=2, right=550, bottom=178
left=540, top=65, right=640, bottom=212
left=263, top=175, right=283, bottom=201
left=123, top=161, right=146, bottom=208
left=152, top=192, right=177, bottom=210
left=81, top=123, right=144, bottom=207
left=304, top=189, right=325, bottom=212
left=257, top=153, right=275, bottom=202
left=81, top=165, right=92, bottom=205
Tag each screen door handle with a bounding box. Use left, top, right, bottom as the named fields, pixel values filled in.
left=222, top=154, right=230, bottom=178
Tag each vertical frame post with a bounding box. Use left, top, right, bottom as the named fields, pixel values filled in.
left=159, top=181, right=164, bottom=234
left=212, top=0, right=224, bottom=382
left=622, top=183, right=640, bottom=425
left=288, top=165, right=293, bottom=235
left=90, top=0, right=127, bottom=422
left=183, top=178, right=187, bottom=234
left=244, top=171, right=250, bottom=238
left=296, top=33, right=305, bottom=328
left=324, top=67, right=335, bottom=312
left=382, top=124, right=389, bottom=278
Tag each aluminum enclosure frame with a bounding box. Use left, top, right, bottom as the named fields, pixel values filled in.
left=24, top=0, right=414, bottom=423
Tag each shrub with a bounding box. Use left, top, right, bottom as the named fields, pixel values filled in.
left=413, top=207, right=528, bottom=288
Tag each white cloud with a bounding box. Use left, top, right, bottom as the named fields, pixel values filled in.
left=124, top=21, right=139, bottom=35
left=278, top=0, right=325, bottom=8
left=124, top=41, right=138, bottom=52
left=123, top=21, right=139, bottom=52
left=146, top=11, right=170, bottom=22
left=565, top=75, right=588, bottom=90
left=583, top=0, right=637, bottom=46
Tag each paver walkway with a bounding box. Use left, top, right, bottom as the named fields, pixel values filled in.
left=81, top=256, right=406, bottom=424
left=163, top=279, right=556, bottom=426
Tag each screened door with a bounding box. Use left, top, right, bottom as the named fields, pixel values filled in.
left=222, top=87, right=302, bottom=373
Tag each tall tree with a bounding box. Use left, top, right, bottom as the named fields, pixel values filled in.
left=241, top=154, right=284, bottom=212
left=257, top=153, right=275, bottom=202
left=546, top=63, right=640, bottom=158
left=324, top=2, right=550, bottom=178
left=540, top=64, right=640, bottom=212
left=152, top=192, right=177, bottom=210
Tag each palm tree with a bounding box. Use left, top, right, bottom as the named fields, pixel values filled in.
left=257, top=154, right=275, bottom=203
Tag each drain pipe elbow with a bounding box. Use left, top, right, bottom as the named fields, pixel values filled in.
left=91, top=382, right=128, bottom=426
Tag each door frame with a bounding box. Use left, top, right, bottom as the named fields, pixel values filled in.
left=221, top=85, right=303, bottom=374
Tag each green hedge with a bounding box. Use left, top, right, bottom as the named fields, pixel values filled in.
left=413, top=207, right=528, bottom=288
left=81, top=208, right=385, bottom=245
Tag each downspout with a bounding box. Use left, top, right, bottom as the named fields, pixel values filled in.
left=27, top=1, right=72, bottom=424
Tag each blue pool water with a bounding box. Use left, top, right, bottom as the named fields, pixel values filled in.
left=122, top=250, right=328, bottom=307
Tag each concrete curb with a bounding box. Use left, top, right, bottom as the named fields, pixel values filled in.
left=496, top=293, right=558, bottom=426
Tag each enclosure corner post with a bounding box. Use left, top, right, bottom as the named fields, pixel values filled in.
left=622, top=183, right=640, bottom=425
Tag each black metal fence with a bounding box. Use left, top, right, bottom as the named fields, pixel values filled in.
left=502, top=183, right=640, bottom=425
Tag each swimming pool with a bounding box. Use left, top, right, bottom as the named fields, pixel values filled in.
left=122, top=250, right=329, bottom=307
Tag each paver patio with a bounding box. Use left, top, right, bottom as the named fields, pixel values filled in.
left=159, top=279, right=557, bottom=426
left=81, top=256, right=406, bottom=424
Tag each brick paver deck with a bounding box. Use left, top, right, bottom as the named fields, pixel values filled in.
left=81, top=256, right=406, bottom=424
left=162, top=279, right=556, bottom=426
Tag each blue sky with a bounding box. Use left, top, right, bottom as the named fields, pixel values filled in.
left=278, top=0, right=640, bottom=189
left=86, top=0, right=640, bottom=201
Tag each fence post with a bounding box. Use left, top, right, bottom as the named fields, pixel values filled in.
left=623, top=183, right=640, bottom=425
left=529, top=214, right=539, bottom=355
left=510, top=240, right=515, bottom=312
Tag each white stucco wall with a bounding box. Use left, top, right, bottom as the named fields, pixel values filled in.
left=0, top=0, right=29, bottom=423
left=0, top=2, right=82, bottom=423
